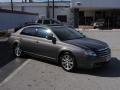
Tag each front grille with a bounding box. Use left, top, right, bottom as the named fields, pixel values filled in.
left=95, top=48, right=111, bottom=57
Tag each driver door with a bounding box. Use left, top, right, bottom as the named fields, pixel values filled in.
left=35, top=27, right=60, bottom=60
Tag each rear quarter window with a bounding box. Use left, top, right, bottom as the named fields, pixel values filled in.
left=21, top=27, right=37, bottom=36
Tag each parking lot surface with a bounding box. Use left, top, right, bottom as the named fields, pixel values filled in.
left=0, top=30, right=120, bottom=90
left=0, top=38, right=25, bottom=83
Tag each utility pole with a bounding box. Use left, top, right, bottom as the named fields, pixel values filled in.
left=11, top=0, right=13, bottom=11
left=52, top=0, right=55, bottom=18
left=47, top=0, right=50, bottom=18
left=21, top=0, right=24, bottom=12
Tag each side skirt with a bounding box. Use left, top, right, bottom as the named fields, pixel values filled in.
left=23, top=51, right=58, bottom=62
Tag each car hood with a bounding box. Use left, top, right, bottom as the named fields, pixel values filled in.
left=64, top=38, right=108, bottom=50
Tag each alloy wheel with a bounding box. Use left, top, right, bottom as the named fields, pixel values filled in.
left=14, top=45, right=22, bottom=57
left=61, top=54, right=75, bottom=71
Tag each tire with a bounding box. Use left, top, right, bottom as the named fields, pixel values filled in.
left=13, top=44, right=22, bottom=57
left=60, top=52, right=76, bottom=72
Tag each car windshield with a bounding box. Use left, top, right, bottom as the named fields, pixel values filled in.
left=51, top=26, right=85, bottom=41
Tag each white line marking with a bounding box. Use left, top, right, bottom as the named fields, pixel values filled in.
left=0, top=59, right=31, bottom=86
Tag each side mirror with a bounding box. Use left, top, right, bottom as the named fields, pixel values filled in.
left=47, top=33, right=54, bottom=40
left=46, top=33, right=56, bottom=44
left=52, top=37, right=56, bottom=44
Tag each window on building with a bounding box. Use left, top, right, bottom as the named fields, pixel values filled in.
left=38, top=20, right=42, bottom=24
left=79, top=11, right=85, bottom=25
left=57, top=15, right=67, bottom=23
left=43, top=20, right=51, bottom=24
left=85, top=17, right=93, bottom=25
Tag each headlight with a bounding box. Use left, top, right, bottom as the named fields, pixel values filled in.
left=84, top=49, right=97, bottom=56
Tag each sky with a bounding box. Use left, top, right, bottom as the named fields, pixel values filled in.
left=0, top=0, right=70, bottom=2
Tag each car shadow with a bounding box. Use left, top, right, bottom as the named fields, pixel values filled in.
left=29, top=56, right=59, bottom=67
left=30, top=55, right=120, bottom=77
left=74, top=57, right=120, bottom=77
left=0, top=40, right=28, bottom=83
left=0, top=40, right=15, bottom=69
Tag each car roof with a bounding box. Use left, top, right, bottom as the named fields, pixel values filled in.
left=24, top=24, right=64, bottom=28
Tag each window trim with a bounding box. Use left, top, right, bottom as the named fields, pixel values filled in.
left=20, top=26, right=56, bottom=39
left=20, top=27, right=37, bottom=37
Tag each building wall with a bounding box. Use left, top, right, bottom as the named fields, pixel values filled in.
left=0, top=3, right=71, bottom=24
left=72, top=0, right=120, bottom=9
left=1, top=6, right=22, bottom=11
left=24, top=6, right=47, bottom=18
left=1, top=1, right=120, bottom=28
left=0, top=10, right=38, bottom=30
left=54, top=7, right=71, bottom=24
left=1, top=6, right=47, bottom=18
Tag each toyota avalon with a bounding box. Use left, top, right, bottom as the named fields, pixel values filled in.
left=8, top=25, right=111, bottom=72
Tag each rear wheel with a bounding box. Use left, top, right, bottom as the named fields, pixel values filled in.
left=13, top=44, right=22, bottom=57
left=60, top=52, right=76, bottom=72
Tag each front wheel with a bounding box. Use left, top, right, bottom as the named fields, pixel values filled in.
left=60, top=52, right=76, bottom=72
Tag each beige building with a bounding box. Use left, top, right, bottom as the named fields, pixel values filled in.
left=1, top=0, right=120, bottom=28
left=0, top=1, right=72, bottom=25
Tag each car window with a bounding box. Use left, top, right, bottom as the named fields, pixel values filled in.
left=21, top=27, right=37, bottom=36
left=51, top=26, right=85, bottom=41
left=37, top=27, right=51, bottom=38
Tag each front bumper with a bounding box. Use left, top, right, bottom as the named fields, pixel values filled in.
left=76, top=54, right=111, bottom=69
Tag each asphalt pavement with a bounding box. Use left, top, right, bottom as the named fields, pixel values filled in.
left=0, top=38, right=25, bottom=83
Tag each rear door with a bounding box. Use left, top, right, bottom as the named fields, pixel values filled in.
left=20, top=27, right=38, bottom=53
